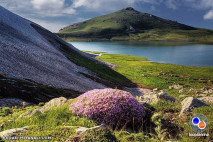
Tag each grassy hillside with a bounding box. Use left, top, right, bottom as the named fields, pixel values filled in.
left=97, top=54, right=213, bottom=90
left=57, top=7, right=213, bottom=43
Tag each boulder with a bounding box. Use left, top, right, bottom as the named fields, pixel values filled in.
left=38, top=97, right=67, bottom=113
left=158, top=92, right=176, bottom=102
left=180, top=97, right=208, bottom=116
left=123, top=87, right=151, bottom=97
left=0, top=126, right=28, bottom=137
left=141, top=91, right=176, bottom=104
left=198, top=97, right=213, bottom=104
left=19, top=97, right=67, bottom=117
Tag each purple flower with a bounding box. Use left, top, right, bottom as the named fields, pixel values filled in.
left=69, top=88, right=146, bottom=128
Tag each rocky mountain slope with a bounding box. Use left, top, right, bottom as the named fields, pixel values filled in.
left=0, top=6, right=133, bottom=103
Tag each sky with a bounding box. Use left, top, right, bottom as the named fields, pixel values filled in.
left=0, top=0, right=213, bottom=32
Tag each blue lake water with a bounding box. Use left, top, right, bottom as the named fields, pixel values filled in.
left=69, top=41, right=213, bottom=67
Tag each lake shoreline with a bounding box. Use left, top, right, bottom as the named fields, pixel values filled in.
left=63, top=37, right=213, bottom=44
left=70, top=41, right=213, bottom=67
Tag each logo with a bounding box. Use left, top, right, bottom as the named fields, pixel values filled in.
left=190, top=114, right=208, bottom=133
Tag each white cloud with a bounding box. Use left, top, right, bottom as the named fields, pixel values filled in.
left=31, top=0, right=64, bottom=10
left=165, top=0, right=177, bottom=10
left=30, top=0, right=76, bottom=15
left=182, top=0, right=213, bottom=20
left=29, top=18, right=67, bottom=32
left=72, top=0, right=135, bottom=11
left=204, top=9, right=213, bottom=20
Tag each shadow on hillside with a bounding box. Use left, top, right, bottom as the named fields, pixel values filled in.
left=0, top=75, right=80, bottom=106
left=31, top=23, right=138, bottom=89
left=0, top=23, right=143, bottom=106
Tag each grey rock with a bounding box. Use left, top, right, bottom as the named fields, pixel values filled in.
left=180, top=97, right=208, bottom=116
left=38, top=97, right=67, bottom=113
left=141, top=92, right=176, bottom=104
left=179, top=89, right=186, bottom=93
left=179, top=95, right=187, bottom=98
left=153, top=88, right=159, bottom=92
left=198, top=97, right=213, bottom=104
left=169, top=84, right=183, bottom=89
left=19, top=97, right=67, bottom=117
left=198, top=94, right=208, bottom=97
left=0, top=126, right=28, bottom=137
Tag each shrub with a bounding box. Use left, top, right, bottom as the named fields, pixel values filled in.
left=2, top=107, right=11, bottom=115
left=69, top=88, right=146, bottom=129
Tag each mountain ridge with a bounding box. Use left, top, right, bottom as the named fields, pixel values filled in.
left=58, top=7, right=213, bottom=42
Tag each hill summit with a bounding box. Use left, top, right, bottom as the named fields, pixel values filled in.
left=58, top=7, right=196, bottom=39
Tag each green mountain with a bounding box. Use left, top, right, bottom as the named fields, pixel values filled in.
left=58, top=7, right=213, bottom=43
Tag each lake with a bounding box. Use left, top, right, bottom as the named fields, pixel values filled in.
left=69, top=41, right=213, bottom=67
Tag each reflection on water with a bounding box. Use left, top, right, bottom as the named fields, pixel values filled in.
left=69, top=41, right=213, bottom=67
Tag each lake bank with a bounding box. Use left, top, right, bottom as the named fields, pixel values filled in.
left=70, top=41, right=213, bottom=67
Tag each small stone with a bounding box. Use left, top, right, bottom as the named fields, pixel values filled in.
left=173, top=85, right=183, bottom=89
left=169, top=84, right=183, bottom=89
left=188, top=88, right=195, bottom=93
left=199, top=94, right=208, bottom=97
left=179, top=95, right=187, bottom=98
left=208, top=89, right=213, bottom=94
left=203, top=90, right=209, bottom=94
left=179, top=89, right=185, bottom=93
left=195, top=91, right=202, bottom=95
left=22, top=101, right=28, bottom=108
left=153, top=88, right=159, bottom=91
left=198, top=97, right=213, bottom=104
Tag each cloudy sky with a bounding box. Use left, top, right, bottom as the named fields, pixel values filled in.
left=1, top=0, right=213, bottom=32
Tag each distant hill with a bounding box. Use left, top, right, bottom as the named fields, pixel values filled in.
left=58, top=7, right=213, bottom=43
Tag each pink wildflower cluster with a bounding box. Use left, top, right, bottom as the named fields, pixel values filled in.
left=69, top=88, right=146, bottom=128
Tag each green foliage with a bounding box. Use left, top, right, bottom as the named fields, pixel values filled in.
left=97, top=54, right=213, bottom=90
left=3, top=104, right=96, bottom=131
left=1, top=107, right=11, bottom=116
left=57, top=40, right=135, bottom=88
left=152, top=101, right=181, bottom=113
left=130, top=29, right=213, bottom=43
left=38, top=102, right=45, bottom=107
left=84, top=129, right=118, bottom=142
left=115, top=131, right=146, bottom=142
left=151, top=113, right=168, bottom=141
left=17, top=126, right=76, bottom=142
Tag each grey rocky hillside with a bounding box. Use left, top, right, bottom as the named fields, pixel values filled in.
left=0, top=5, right=107, bottom=93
